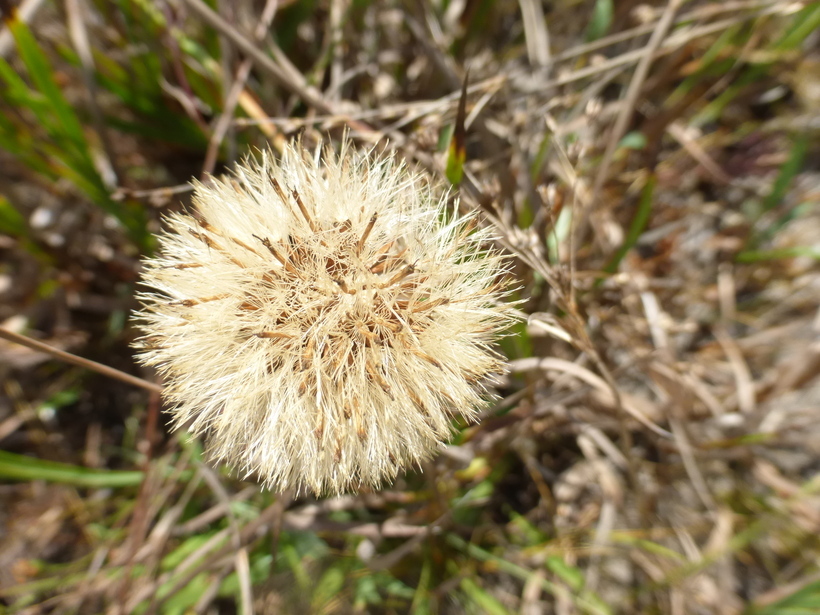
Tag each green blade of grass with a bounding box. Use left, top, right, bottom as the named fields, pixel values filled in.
left=774, top=4, right=820, bottom=51
left=0, top=51, right=70, bottom=151
left=667, top=24, right=742, bottom=108
left=154, top=572, right=210, bottom=614
left=0, top=450, right=144, bottom=488
left=445, top=73, right=469, bottom=187
left=545, top=556, right=585, bottom=592
left=0, top=194, right=27, bottom=236
left=736, top=246, right=820, bottom=263
left=742, top=133, right=810, bottom=253
left=460, top=577, right=512, bottom=615
left=603, top=172, right=656, bottom=275
left=1, top=16, right=150, bottom=249
left=311, top=567, right=346, bottom=612
left=410, top=556, right=434, bottom=614
left=695, top=7, right=820, bottom=126
left=759, top=134, right=809, bottom=215
left=7, top=16, right=87, bottom=149
left=747, top=580, right=820, bottom=615
left=585, top=0, right=613, bottom=41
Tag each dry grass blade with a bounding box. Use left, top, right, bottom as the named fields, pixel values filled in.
left=180, top=0, right=332, bottom=114
left=666, top=121, right=732, bottom=184
left=518, top=0, right=550, bottom=68
left=510, top=357, right=672, bottom=437
left=202, top=0, right=281, bottom=175
left=65, top=0, right=118, bottom=187
left=590, top=0, right=683, bottom=204
left=714, top=327, right=756, bottom=414
left=235, top=548, right=254, bottom=615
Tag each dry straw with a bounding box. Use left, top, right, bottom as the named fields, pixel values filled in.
left=133, top=138, right=516, bottom=495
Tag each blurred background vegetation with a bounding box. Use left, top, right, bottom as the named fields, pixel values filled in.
left=0, top=0, right=819, bottom=613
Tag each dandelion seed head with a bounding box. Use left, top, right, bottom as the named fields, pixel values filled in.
left=133, top=139, right=515, bottom=495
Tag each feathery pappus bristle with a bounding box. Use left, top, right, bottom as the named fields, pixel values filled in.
left=132, top=138, right=516, bottom=495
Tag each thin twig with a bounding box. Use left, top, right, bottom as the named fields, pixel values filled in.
left=202, top=0, right=280, bottom=176
left=180, top=0, right=332, bottom=114
left=0, top=327, right=163, bottom=394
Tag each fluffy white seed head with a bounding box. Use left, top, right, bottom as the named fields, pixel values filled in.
left=133, top=139, right=515, bottom=495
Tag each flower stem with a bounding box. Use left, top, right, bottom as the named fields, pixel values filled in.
left=0, top=327, right=163, bottom=394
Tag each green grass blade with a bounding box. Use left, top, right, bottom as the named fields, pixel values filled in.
left=603, top=172, right=656, bottom=274
left=460, top=577, right=512, bottom=615
left=1, top=16, right=150, bottom=249
left=736, top=246, right=820, bottom=263
left=0, top=194, right=27, bottom=236
left=445, top=75, right=469, bottom=187
left=311, top=567, right=346, bottom=612
left=585, top=0, right=613, bottom=41
left=545, top=556, right=585, bottom=592
left=695, top=8, right=820, bottom=126
left=0, top=450, right=144, bottom=488
left=760, top=134, right=809, bottom=214
left=0, top=57, right=70, bottom=158
left=774, top=4, right=820, bottom=51
left=7, top=17, right=88, bottom=153
left=742, top=133, right=810, bottom=253
left=747, top=580, right=820, bottom=615
left=667, top=24, right=742, bottom=107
